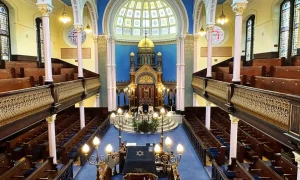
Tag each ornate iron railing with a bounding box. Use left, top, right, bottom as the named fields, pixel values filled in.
left=192, top=76, right=300, bottom=138
left=211, top=160, right=228, bottom=180
left=0, top=77, right=100, bottom=129
left=53, top=160, right=74, bottom=180
left=182, top=118, right=207, bottom=166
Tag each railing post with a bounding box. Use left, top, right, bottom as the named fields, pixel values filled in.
left=226, top=83, right=235, bottom=112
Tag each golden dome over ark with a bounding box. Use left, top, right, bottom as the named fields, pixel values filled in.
left=130, top=52, right=135, bottom=56
left=138, top=38, right=155, bottom=48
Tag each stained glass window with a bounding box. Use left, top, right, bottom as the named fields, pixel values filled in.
left=245, top=15, right=255, bottom=61
left=206, top=26, right=225, bottom=45
left=280, top=1, right=291, bottom=58
left=292, top=0, right=300, bottom=56
left=114, top=0, right=177, bottom=36
left=0, top=3, right=10, bottom=61
left=36, top=18, right=44, bottom=63
left=67, top=27, right=87, bottom=46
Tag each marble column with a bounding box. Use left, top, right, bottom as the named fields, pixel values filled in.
left=46, top=114, right=57, bottom=164
left=193, top=93, right=199, bottom=107
left=95, top=93, right=100, bottom=107
left=205, top=101, right=211, bottom=130
left=180, top=35, right=185, bottom=111
left=74, top=24, right=84, bottom=79
left=206, top=24, right=214, bottom=78
left=93, top=35, right=99, bottom=74
left=232, top=2, right=248, bottom=83
left=106, top=36, right=113, bottom=111
left=176, top=35, right=185, bottom=111
left=79, top=101, right=85, bottom=129
left=293, top=151, right=300, bottom=180
left=176, top=35, right=182, bottom=111
left=229, top=114, right=239, bottom=164
left=37, top=3, right=53, bottom=84
left=111, top=37, right=117, bottom=111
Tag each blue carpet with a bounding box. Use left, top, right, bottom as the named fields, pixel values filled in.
left=75, top=125, right=209, bottom=180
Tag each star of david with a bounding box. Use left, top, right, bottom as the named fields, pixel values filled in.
left=136, top=151, right=144, bottom=156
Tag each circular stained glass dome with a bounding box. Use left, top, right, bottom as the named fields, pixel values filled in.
left=114, top=0, right=177, bottom=38
left=206, top=26, right=225, bottom=45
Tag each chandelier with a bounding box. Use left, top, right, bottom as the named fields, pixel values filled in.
left=217, top=4, right=228, bottom=25
left=60, top=5, right=71, bottom=24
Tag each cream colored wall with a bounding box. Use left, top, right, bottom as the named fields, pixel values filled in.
left=75, top=95, right=97, bottom=107
left=196, top=4, right=235, bottom=71
left=4, top=0, right=95, bottom=72
left=195, top=94, right=216, bottom=107
left=241, top=0, right=281, bottom=55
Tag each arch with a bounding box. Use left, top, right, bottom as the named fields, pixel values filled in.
left=70, top=0, right=98, bottom=35
left=103, top=0, right=188, bottom=41
left=136, top=72, right=157, bottom=84
left=193, top=0, right=205, bottom=33
left=204, top=0, right=217, bottom=25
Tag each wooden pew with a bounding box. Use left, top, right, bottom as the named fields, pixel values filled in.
left=0, top=76, right=34, bottom=93
left=60, top=116, right=102, bottom=164
left=20, top=68, right=47, bottom=85
left=239, top=121, right=281, bottom=159
left=210, top=119, right=245, bottom=162
left=219, top=73, right=247, bottom=85
left=26, top=157, right=57, bottom=180
left=250, top=76, right=300, bottom=96
left=58, top=68, right=76, bottom=80
left=291, top=55, right=300, bottom=66
left=211, top=159, right=228, bottom=180
left=53, top=160, right=73, bottom=180
left=0, top=156, right=36, bottom=180
left=0, top=68, right=16, bottom=79
left=186, top=115, right=226, bottom=165
left=24, top=114, right=79, bottom=161
left=271, top=153, right=297, bottom=179
left=52, top=63, right=65, bottom=75
left=0, top=153, right=13, bottom=176
left=1, top=61, right=38, bottom=77
left=6, top=124, right=47, bottom=161
left=240, top=66, right=266, bottom=83
left=270, top=66, right=300, bottom=79
left=249, top=156, right=284, bottom=180
left=251, top=58, right=285, bottom=75
left=224, top=158, right=254, bottom=180
left=38, top=74, right=69, bottom=85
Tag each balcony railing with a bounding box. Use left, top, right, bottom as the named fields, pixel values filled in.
left=192, top=76, right=300, bottom=142
left=0, top=77, right=101, bottom=141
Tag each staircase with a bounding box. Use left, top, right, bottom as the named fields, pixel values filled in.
left=113, top=118, right=178, bottom=133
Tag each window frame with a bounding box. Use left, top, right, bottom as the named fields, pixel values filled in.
left=245, top=15, right=255, bottom=63
left=0, top=1, right=11, bottom=61
left=278, top=0, right=298, bottom=62
left=35, top=18, right=43, bottom=63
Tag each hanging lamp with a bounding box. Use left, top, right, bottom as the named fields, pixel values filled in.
left=217, top=4, right=228, bottom=25
left=60, top=5, right=71, bottom=24
left=84, top=8, right=92, bottom=34
left=199, top=27, right=206, bottom=36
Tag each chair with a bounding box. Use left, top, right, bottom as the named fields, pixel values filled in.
left=123, top=173, right=158, bottom=180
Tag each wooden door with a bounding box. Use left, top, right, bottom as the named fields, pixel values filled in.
left=138, top=84, right=155, bottom=106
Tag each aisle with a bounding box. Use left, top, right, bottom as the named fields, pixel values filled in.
left=75, top=125, right=209, bottom=180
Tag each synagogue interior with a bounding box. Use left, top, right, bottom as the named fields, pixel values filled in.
left=1, top=0, right=300, bottom=179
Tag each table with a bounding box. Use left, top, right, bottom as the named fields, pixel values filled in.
left=123, top=146, right=156, bottom=174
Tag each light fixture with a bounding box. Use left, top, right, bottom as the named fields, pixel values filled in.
left=84, top=24, right=92, bottom=34
left=199, top=27, right=206, bottom=36
left=84, top=8, right=92, bottom=34
left=60, top=5, right=71, bottom=24
left=217, top=4, right=228, bottom=25
left=165, top=136, right=172, bottom=150
left=160, top=108, right=165, bottom=115
left=92, top=136, right=100, bottom=147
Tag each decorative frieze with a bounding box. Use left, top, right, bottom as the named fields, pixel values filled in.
left=206, top=80, right=228, bottom=101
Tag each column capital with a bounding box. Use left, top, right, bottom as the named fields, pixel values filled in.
left=293, top=151, right=300, bottom=167
left=206, top=24, right=215, bottom=32
left=194, top=33, right=200, bottom=39
left=93, top=35, right=99, bottom=43
left=36, top=3, right=53, bottom=16
left=74, top=24, right=84, bottom=32
left=79, top=100, right=85, bottom=106
left=232, top=2, right=248, bottom=16
left=176, top=34, right=184, bottom=41
left=46, top=114, right=57, bottom=123
left=206, top=100, right=211, bottom=106
left=229, top=114, right=239, bottom=124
